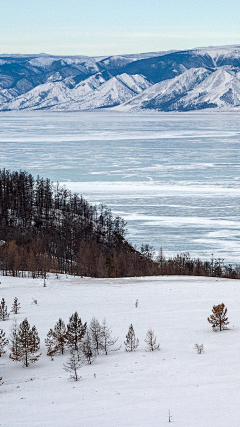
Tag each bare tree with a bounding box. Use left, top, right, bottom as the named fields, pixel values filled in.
left=89, top=317, right=102, bottom=354
left=194, top=343, right=204, bottom=354
left=100, top=318, right=120, bottom=355
left=63, top=350, right=83, bottom=381
left=0, top=329, right=8, bottom=357
left=0, top=376, right=3, bottom=386
left=124, top=324, right=139, bottom=352
left=0, top=298, right=10, bottom=321
left=81, top=329, right=97, bottom=364
left=144, top=328, right=160, bottom=351
left=157, top=247, right=165, bottom=272
left=207, top=303, right=229, bottom=331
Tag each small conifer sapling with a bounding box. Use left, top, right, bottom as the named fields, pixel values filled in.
left=8, top=318, right=21, bottom=362
left=9, top=318, right=41, bottom=367
left=100, top=318, right=120, bottom=355
left=89, top=317, right=102, bottom=355
left=45, top=329, right=56, bottom=360
left=63, top=349, right=83, bottom=381
left=66, top=312, right=87, bottom=357
left=144, top=328, right=160, bottom=351
left=0, top=298, right=10, bottom=321
left=124, top=324, right=139, bottom=352
left=11, top=297, right=21, bottom=315
left=31, top=325, right=40, bottom=352
left=45, top=318, right=67, bottom=356
left=207, top=303, right=229, bottom=331
left=0, top=329, right=8, bottom=356
left=81, top=329, right=97, bottom=364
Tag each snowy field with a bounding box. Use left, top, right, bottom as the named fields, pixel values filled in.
left=1, top=274, right=240, bottom=427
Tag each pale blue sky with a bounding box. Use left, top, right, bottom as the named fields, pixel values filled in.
left=1, top=0, right=240, bottom=56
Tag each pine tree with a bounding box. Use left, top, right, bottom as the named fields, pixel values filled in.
left=100, top=318, right=119, bottom=355
left=144, top=328, right=160, bottom=351
left=89, top=317, right=102, bottom=354
left=10, top=318, right=41, bottom=367
left=81, top=329, right=96, bottom=364
left=11, top=297, right=21, bottom=314
left=0, top=298, right=10, bottom=321
left=45, top=318, right=67, bottom=356
left=0, top=329, right=8, bottom=356
left=66, top=312, right=87, bottom=356
left=45, top=328, right=56, bottom=360
left=8, top=318, right=21, bottom=362
left=63, top=349, right=83, bottom=381
left=31, top=325, right=40, bottom=352
left=207, top=303, right=229, bottom=331
left=124, top=324, right=139, bottom=352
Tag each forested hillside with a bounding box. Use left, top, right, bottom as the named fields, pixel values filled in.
left=0, top=169, right=238, bottom=279
left=0, top=169, right=159, bottom=277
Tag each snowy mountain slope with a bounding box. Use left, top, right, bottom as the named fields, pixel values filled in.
left=0, top=81, right=70, bottom=110
left=115, top=67, right=211, bottom=111
left=188, top=45, right=240, bottom=66
left=115, top=66, right=240, bottom=111
left=2, top=46, right=240, bottom=111
left=95, top=50, right=177, bottom=71
left=51, top=73, right=152, bottom=111
left=0, top=87, right=18, bottom=104
left=1, top=274, right=240, bottom=427
left=0, top=73, right=108, bottom=110
left=0, top=73, right=151, bottom=111
left=171, top=66, right=240, bottom=110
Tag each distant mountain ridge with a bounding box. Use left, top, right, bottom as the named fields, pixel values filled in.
left=2, top=45, right=240, bottom=111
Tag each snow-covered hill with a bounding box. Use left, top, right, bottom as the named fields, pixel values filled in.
left=2, top=46, right=240, bottom=111
left=1, top=274, right=240, bottom=427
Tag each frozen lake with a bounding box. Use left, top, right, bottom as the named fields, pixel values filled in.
left=0, top=111, right=240, bottom=263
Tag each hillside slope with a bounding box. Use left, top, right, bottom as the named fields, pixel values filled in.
left=1, top=274, right=240, bottom=427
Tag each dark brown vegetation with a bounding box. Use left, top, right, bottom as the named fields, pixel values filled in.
left=156, top=250, right=240, bottom=279
left=0, top=169, right=239, bottom=279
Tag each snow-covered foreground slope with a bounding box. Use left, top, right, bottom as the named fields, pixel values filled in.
left=1, top=275, right=240, bottom=427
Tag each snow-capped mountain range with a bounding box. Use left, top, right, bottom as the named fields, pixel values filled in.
left=2, top=45, right=240, bottom=111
